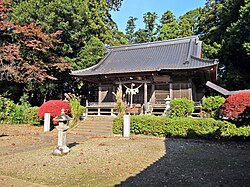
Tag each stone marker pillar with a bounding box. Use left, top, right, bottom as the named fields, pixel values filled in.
left=44, top=113, right=50, bottom=132
left=52, top=109, right=71, bottom=156
left=123, top=115, right=130, bottom=137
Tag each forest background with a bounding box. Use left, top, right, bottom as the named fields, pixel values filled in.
left=0, top=0, right=249, bottom=107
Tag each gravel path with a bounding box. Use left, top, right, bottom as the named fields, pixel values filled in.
left=118, top=138, right=250, bottom=187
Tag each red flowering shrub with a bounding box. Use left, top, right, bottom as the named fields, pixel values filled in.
left=38, top=100, right=71, bottom=119
left=222, top=92, right=250, bottom=122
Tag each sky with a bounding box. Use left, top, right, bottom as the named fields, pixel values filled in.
left=111, top=0, right=206, bottom=33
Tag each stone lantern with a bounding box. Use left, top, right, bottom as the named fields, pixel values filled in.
left=52, top=109, right=71, bottom=155
left=164, top=95, right=171, bottom=114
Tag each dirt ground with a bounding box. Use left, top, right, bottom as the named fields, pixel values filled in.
left=0, top=124, right=249, bottom=187
left=0, top=124, right=166, bottom=186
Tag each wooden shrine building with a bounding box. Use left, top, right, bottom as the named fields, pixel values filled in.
left=71, top=36, right=218, bottom=115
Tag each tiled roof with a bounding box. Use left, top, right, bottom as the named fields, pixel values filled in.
left=71, top=36, right=218, bottom=77
left=206, top=81, right=250, bottom=95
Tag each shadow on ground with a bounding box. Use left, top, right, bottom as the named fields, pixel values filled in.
left=117, top=138, right=250, bottom=187
left=0, top=134, right=8, bottom=138
left=68, top=142, right=79, bottom=148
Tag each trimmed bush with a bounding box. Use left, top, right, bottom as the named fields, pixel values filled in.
left=38, top=100, right=71, bottom=119
left=170, top=98, right=194, bottom=117
left=113, top=115, right=250, bottom=140
left=222, top=92, right=250, bottom=122
left=113, top=115, right=168, bottom=136
left=202, top=96, right=225, bottom=118
left=23, top=106, right=40, bottom=125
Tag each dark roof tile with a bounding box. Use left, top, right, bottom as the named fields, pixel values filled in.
left=71, top=36, right=218, bottom=77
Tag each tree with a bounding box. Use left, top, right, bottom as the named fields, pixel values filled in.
left=125, top=16, right=138, bottom=44
left=157, top=21, right=179, bottom=40
left=11, top=0, right=126, bottom=69
left=160, top=10, right=175, bottom=25
left=179, top=8, right=202, bottom=36
left=0, top=1, right=68, bottom=83
left=143, top=12, right=158, bottom=42
left=134, top=29, right=148, bottom=43
left=198, top=0, right=249, bottom=90
left=218, top=0, right=250, bottom=89
left=73, top=37, right=106, bottom=70
left=157, top=10, right=179, bottom=40
left=3, top=0, right=128, bottom=104
left=0, top=0, right=70, bottom=104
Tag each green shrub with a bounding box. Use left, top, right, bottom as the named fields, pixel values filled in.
left=170, top=98, right=194, bottom=117
left=7, top=94, right=32, bottom=124
left=113, top=115, right=168, bottom=136
left=8, top=104, right=28, bottom=124
left=0, top=95, right=40, bottom=125
left=113, top=115, right=250, bottom=140
left=165, top=118, right=224, bottom=139
left=113, top=117, right=123, bottom=134
left=202, top=96, right=225, bottom=118
left=220, top=121, right=250, bottom=138
left=23, top=106, right=40, bottom=125
left=0, top=95, right=15, bottom=123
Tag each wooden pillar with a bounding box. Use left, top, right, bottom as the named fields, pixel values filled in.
left=169, top=83, right=173, bottom=99
left=188, top=82, right=193, bottom=101
left=144, top=82, right=148, bottom=114
left=150, top=84, right=155, bottom=104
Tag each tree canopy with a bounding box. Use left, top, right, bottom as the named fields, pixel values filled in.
left=124, top=0, right=250, bottom=90
left=0, top=0, right=126, bottom=104
left=11, top=0, right=127, bottom=70
left=0, top=0, right=249, bottom=105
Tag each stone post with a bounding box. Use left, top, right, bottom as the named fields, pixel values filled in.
left=44, top=113, right=50, bottom=132
left=123, top=115, right=130, bottom=137
left=144, top=82, right=148, bottom=114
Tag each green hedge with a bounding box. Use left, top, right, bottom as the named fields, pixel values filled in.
left=170, top=98, right=194, bottom=117
left=202, top=96, right=225, bottom=118
left=113, top=115, right=250, bottom=140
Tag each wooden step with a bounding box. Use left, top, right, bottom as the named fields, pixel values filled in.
left=69, top=116, right=115, bottom=137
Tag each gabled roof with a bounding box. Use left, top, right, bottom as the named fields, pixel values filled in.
left=71, top=36, right=218, bottom=77
left=206, top=81, right=250, bottom=96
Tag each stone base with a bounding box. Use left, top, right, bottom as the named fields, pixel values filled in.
left=52, top=146, right=70, bottom=156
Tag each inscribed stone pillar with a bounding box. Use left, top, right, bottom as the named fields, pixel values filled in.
left=123, top=115, right=130, bottom=137
left=144, top=82, right=148, bottom=114
left=98, top=84, right=101, bottom=105
left=44, top=113, right=50, bottom=132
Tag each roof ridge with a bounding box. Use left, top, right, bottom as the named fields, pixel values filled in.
left=108, top=36, right=199, bottom=51
left=190, top=55, right=218, bottom=64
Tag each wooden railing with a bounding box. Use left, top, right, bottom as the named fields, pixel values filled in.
left=86, top=101, right=115, bottom=116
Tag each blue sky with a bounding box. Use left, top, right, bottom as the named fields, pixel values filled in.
left=111, top=0, right=206, bottom=33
